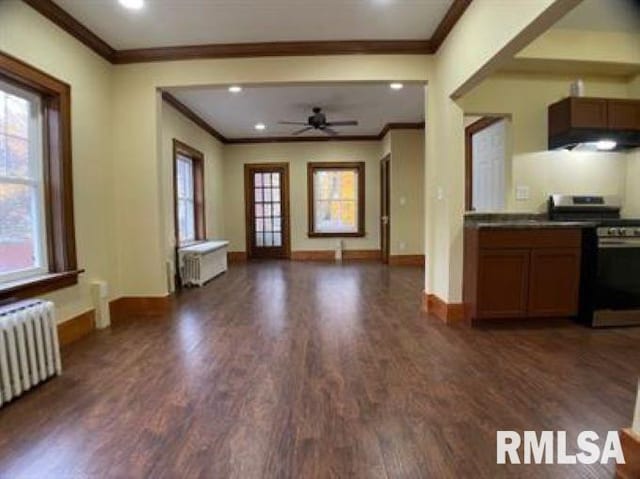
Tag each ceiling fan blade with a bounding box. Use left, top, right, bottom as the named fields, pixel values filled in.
left=326, top=121, right=358, bottom=126
left=279, top=121, right=308, bottom=125
left=292, top=126, right=313, bottom=135
left=322, top=127, right=339, bottom=136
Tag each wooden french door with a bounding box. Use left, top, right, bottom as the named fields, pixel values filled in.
left=380, top=155, right=391, bottom=264
left=244, top=163, right=291, bottom=259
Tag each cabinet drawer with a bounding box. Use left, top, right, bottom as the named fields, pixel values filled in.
left=478, top=228, right=581, bottom=249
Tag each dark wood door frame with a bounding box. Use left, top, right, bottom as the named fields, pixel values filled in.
left=244, top=163, right=291, bottom=260
left=464, top=116, right=503, bottom=211
left=380, top=154, right=391, bottom=264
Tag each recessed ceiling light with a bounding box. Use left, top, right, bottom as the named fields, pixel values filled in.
left=596, top=140, right=616, bottom=151
left=389, top=83, right=404, bottom=90
left=118, top=0, right=144, bottom=10
left=228, top=85, right=242, bottom=93
left=254, top=123, right=266, bottom=131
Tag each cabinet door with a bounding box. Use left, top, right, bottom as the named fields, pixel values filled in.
left=477, top=249, right=530, bottom=319
left=571, top=98, right=608, bottom=129
left=528, top=248, right=581, bottom=317
left=607, top=100, right=640, bottom=131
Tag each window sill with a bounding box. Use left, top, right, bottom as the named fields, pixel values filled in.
left=0, top=270, right=83, bottom=302
left=308, top=232, right=365, bottom=238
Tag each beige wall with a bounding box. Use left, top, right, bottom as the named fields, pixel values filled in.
left=385, top=130, right=425, bottom=255
left=461, top=73, right=631, bottom=212
left=624, top=150, right=640, bottom=218
left=425, top=0, right=578, bottom=302
left=517, top=29, right=640, bottom=66
left=223, top=141, right=382, bottom=253
left=160, top=102, right=225, bottom=292
left=0, top=1, right=116, bottom=323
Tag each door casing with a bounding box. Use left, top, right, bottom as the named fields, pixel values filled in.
left=244, top=163, right=291, bottom=259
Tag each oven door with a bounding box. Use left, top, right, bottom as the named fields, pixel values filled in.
left=594, top=238, right=640, bottom=325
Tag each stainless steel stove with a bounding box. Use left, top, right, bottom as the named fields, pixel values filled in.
left=549, top=194, right=640, bottom=327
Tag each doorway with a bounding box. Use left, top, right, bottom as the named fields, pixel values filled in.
left=465, top=117, right=506, bottom=212
left=244, top=163, right=291, bottom=259
left=380, top=154, right=391, bottom=264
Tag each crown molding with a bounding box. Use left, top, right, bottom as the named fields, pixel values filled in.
left=24, top=0, right=472, bottom=64
left=114, top=40, right=433, bottom=64
left=161, top=91, right=229, bottom=144
left=430, top=0, right=474, bottom=51
left=378, top=122, right=425, bottom=139
left=22, top=0, right=116, bottom=62
left=227, top=135, right=381, bottom=144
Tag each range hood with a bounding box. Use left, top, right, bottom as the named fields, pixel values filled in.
left=548, top=97, right=640, bottom=151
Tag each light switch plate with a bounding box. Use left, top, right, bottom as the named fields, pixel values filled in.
left=437, top=187, right=444, bottom=201
left=399, top=196, right=406, bottom=206
left=515, top=185, right=530, bottom=201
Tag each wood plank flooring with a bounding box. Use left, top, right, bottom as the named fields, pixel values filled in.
left=0, top=261, right=639, bottom=478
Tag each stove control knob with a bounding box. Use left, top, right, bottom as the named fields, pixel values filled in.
left=635, top=228, right=640, bottom=237
left=608, top=227, right=620, bottom=236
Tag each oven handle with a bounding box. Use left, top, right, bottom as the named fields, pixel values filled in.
left=598, top=239, right=640, bottom=249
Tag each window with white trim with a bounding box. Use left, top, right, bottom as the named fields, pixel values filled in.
left=0, top=79, right=48, bottom=283
left=176, top=153, right=196, bottom=244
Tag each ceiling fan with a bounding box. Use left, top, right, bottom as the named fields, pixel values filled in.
left=279, top=107, right=358, bottom=136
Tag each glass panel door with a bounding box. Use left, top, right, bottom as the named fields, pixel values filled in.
left=245, top=164, right=289, bottom=259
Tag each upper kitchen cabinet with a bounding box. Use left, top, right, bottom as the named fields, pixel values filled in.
left=608, top=100, right=640, bottom=131
left=548, top=97, right=640, bottom=150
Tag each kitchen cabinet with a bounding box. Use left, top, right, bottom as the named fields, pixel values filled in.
left=548, top=97, right=640, bottom=149
left=463, top=228, right=582, bottom=322
left=608, top=100, right=640, bottom=131
left=477, top=249, right=530, bottom=318
left=528, top=248, right=581, bottom=317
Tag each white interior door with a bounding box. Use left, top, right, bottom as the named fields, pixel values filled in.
left=472, top=119, right=506, bottom=212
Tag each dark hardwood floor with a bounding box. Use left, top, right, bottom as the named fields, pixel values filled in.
left=0, top=261, right=638, bottom=478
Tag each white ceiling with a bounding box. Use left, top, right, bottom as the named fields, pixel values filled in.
left=167, top=83, right=426, bottom=138
left=554, top=0, right=640, bottom=33
left=52, top=0, right=454, bottom=50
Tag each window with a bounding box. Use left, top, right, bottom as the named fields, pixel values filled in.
left=307, top=162, right=365, bottom=237
left=0, top=80, right=48, bottom=282
left=173, top=140, right=205, bottom=246
left=0, top=52, right=78, bottom=301
left=176, top=154, right=195, bottom=243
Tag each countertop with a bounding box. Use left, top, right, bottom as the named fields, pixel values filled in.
left=463, top=213, right=597, bottom=229
left=466, top=220, right=597, bottom=230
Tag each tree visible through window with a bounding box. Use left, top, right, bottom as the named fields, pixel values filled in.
left=308, top=162, right=365, bottom=237
left=0, top=79, right=48, bottom=282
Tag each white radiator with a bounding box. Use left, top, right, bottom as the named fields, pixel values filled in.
left=0, top=300, right=61, bottom=407
left=179, top=240, right=229, bottom=287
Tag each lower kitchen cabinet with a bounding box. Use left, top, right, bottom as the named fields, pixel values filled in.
left=528, top=248, right=581, bottom=317
left=464, top=228, right=582, bottom=322
left=477, top=249, right=529, bottom=318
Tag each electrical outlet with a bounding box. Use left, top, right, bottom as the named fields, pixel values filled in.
left=399, top=241, right=406, bottom=251
left=437, top=187, right=444, bottom=201
left=399, top=196, right=406, bottom=206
